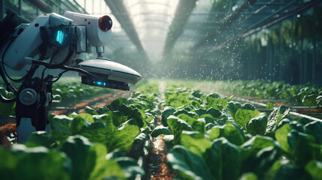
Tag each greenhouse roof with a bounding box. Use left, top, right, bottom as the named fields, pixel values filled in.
left=2, top=0, right=318, bottom=61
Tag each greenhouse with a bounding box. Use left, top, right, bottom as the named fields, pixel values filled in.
left=0, top=0, right=322, bottom=179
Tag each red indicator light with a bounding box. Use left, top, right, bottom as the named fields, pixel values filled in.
left=98, top=15, right=112, bottom=31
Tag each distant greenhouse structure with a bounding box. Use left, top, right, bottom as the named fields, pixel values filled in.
left=1, top=0, right=321, bottom=84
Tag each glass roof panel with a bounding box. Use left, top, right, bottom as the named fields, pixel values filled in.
left=123, top=0, right=179, bottom=61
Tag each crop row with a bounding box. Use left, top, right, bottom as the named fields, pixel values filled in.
left=0, top=80, right=161, bottom=179
left=207, top=80, right=322, bottom=107
left=0, top=80, right=322, bottom=180
left=158, top=83, right=322, bottom=179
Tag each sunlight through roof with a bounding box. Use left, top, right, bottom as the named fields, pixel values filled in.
left=123, top=0, right=179, bottom=61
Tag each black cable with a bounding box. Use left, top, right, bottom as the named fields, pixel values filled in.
left=60, top=65, right=97, bottom=78
left=1, top=39, right=28, bottom=83
left=49, top=49, right=60, bottom=64
left=30, top=60, right=97, bottom=79
left=0, top=93, right=16, bottom=103
left=0, top=39, right=18, bottom=95
left=48, top=50, right=74, bottom=69
left=51, top=70, right=68, bottom=83
left=0, top=44, right=17, bottom=102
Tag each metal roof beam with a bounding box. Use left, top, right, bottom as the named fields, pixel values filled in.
left=104, top=0, right=148, bottom=61
left=27, top=0, right=52, bottom=13
left=162, top=0, right=198, bottom=56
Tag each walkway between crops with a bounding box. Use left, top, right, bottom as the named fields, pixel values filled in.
left=145, top=81, right=178, bottom=179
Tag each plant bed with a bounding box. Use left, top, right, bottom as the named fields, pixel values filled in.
left=1, top=79, right=322, bottom=179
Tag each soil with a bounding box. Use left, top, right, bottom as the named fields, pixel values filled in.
left=144, top=81, right=179, bottom=179
left=0, top=123, right=17, bottom=148
left=146, top=135, right=178, bottom=179
left=145, top=117, right=178, bottom=180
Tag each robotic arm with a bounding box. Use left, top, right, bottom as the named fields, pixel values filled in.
left=0, top=11, right=141, bottom=143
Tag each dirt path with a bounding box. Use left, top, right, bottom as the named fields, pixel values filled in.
left=52, top=91, right=130, bottom=115
left=145, top=81, right=178, bottom=179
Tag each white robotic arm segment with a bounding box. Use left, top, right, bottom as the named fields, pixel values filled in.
left=1, top=11, right=141, bottom=89
left=2, top=13, right=74, bottom=70
left=63, top=11, right=112, bottom=47
left=3, top=14, right=49, bottom=70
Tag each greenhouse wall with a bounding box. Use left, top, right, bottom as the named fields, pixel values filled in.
left=240, top=1, right=322, bottom=85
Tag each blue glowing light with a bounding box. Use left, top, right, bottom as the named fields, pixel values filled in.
left=56, top=30, right=64, bottom=45
left=96, top=81, right=102, bottom=85
left=95, top=81, right=106, bottom=86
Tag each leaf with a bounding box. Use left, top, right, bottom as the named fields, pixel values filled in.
left=242, top=146, right=281, bottom=177
left=59, top=135, right=96, bottom=180
left=79, top=121, right=112, bottom=145
left=241, top=135, right=279, bottom=161
left=305, top=160, right=322, bottom=180
left=0, top=144, right=70, bottom=180
left=161, top=106, right=176, bottom=126
left=240, top=172, right=258, bottom=180
left=242, top=103, right=256, bottom=111
left=276, top=118, right=291, bottom=130
left=130, top=133, right=149, bottom=159
left=235, top=109, right=261, bottom=129
left=70, top=116, right=89, bottom=135
left=180, top=131, right=212, bottom=157
left=25, top=131, right=56, bottom=148
left=192, top=90, right=203, bottom=98
left=206, top=96, right=228, bottom=110
left=208, top=124, right=244, bottom=145
left=195, top=108, right=207, bottom=117
left=151, top=126, right=172, bottom=137
left=89, top=147, right=126, bottom=180
left=50, top=115, right=73, bottom=141
left=266, top=102, right=274, bottom=109
left=59, top=135, right=126, bottom=180
left=105, top=99, right=145, bottom=128
left=226, top=101, right=242, bottom=120
left=226, top=101, right=255, bottom=120
left=107, top=98, right=128, bottom=111
left=304, top=121, right=322, bottom=144
left=289, top=121, right=305, bottom=132
left=246, top=113, right=267, bottom=135
left=163, top=135, right=174, bottom=149
left=105, top=111, right=128, bottom=128
left=206, top=108, right=222, bottom=118
left=302, top=94, right=317, bottom=106
left=192, top=118, right=206, bottom=133
left=317, top=95, right=322, bottom=107
left=177, top=113, right=198, bottom=127
left=274, top=162, right=311, bottom=180
left=77, top=113, right=95, bottom=123
left=287, top=130, right=320, bottom=165
left=267, top=106, right=290, bottom=132
left=0, top=87, right=15, bottom=117
left=275, top=124, right=294, bottom=155
left=107, top=121, right=140, bottom=152
left=84, top=106, right=98, bottom=115
left=203, top=137, right=241, bottom=180
left=0, top=102, right=15, bottom=117
left=167, top=115, right=193, bottom=145
left=167, top=145, right=212, bottom=180
left=114, top=157, right=145, bottom=179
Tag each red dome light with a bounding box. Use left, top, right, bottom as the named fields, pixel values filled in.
left=98, top=15, right=112, bottom=31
